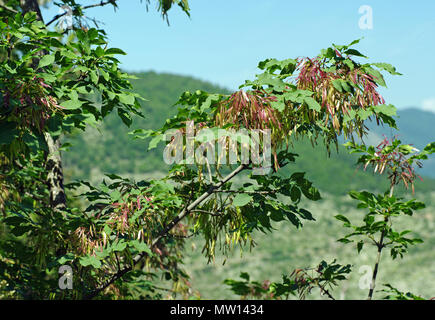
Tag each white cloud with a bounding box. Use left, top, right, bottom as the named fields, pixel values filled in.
left=421, top=98, right=435, bottom=113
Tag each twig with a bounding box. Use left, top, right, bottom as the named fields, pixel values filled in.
left=0, top=3, right=18, bottom=13
left=165, top=233, right=194, bottom=239
left=46, top=0, right=116, bottom=27
left=191, top=209, right=223, bottom=217
left=213, top=190, right=277, bottom=195
left=320, top=286, right=335, bottom=300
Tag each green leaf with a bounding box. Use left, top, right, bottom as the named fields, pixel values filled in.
left=332, top=79, right=343, bottom=92
left=357, top=240, right=364, bottom=253
left=239, top=272, right=250, bottom=281
left=304, top=97, right=321, bottom=111
left=111, top=240, right=127, bottom=252
left=130, top=240, right=153, bottom=255
left=356, top=108, right=373, bottom=120
left=118, top=93, right=135, bottom=105
left=290, top=172, right=305, bottom=180
left=150, top=180, right=175, bottom=196
left=269, top=209, right=284, bottom=222
left=365, top=67, right=387, bottom=87
left=105, top=48, right=127, bottom=55
left=372, top=104, right=397, bottom=117
left=372, top=63, right=402, bottom=75
left=95, top=46, right=105, bottom=57
left=340, top=80, right=352, bottom=93
left=298, top=208, right=314, bottom=221
left=105, top=173, right=123, bottom=180
left=200, top=94, right=220, bottom=112
left=38, top=54, right=55, bottom=69
left=87, top=28, right=99, bottom=40
left=110, top=189, right=122, bottom=201
left=60, top=49, right=77, bottom=60
left=79, top=255, right=101, bottom=268
left=337, top=238, right=353, bottom=244
left=148, top=134, right=163, bottom=150
left=252, top=72, right=286, bottom=90
left=10, top=226, right=32, bottom=236
left=301, top=186, right=321, bottom=201
left=58, top=253, right=75, bottom=265
left=257, top=58, right=297, bottom=75
left=343, top=59, right=355, bottom=71
left=335, top=214, right=350, bottom=224
left=290, top=187, right=301, bottom=202
left=344, top=49, right=367, bottom=58
left=89, top=70, right=99, bottom=84
left=61, top=99, right=83, bottom=110
left=100, top=69, right=110, bottom=81
left=233, top=193, right=253, bottom=207
left=118, top=108, right=132, bottom=127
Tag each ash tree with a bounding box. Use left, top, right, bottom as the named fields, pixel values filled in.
left=1, top=0, right=432, bottom=300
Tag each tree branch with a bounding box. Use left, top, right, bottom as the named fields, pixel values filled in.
left=213, top=190, right=277, bottom=195
left=0, top=3, right=18, bottom=13
left=46, top=0, right=117, bottom=26
left=84, top=163, right=249, bottom=299
left=191, top=209, right=223, bottom=217
left=319, top=285, right=335, bottom=300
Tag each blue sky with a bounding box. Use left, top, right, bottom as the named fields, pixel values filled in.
left=41, top=0, right=435, bottom=112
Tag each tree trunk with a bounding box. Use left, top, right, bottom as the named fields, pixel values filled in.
left=20, top=0, right=67, bottom=213
left=20, top=0, right=43, bottom=21
left=44, top=133, right=67, bottom=212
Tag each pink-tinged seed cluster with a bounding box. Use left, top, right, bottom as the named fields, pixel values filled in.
left=364, top=136, right=423, bottom=192
left=296, top=56, right=385, bottom=131
left=1, top=76, right=63, bottom=132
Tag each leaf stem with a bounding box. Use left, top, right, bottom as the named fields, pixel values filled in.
left=367, top=184, right=394, bottom=300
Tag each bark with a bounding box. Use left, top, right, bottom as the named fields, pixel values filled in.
left=44, top=133, right=67, bottom=212
left=20, top=0, right=43, bottom=21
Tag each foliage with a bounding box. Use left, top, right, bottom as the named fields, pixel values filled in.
left=380, top=284, right=428, bottom=300
left=336, top=190, right=425, bottom=259
left=63, top=80, right=435, bottom=194
left=0, top=0, right=433, bottom=301
left=225, top=138, right=434, bottom=300
left=0, top=0, right=192, bottom=299
left=224, top=260, right=351, bottom=300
